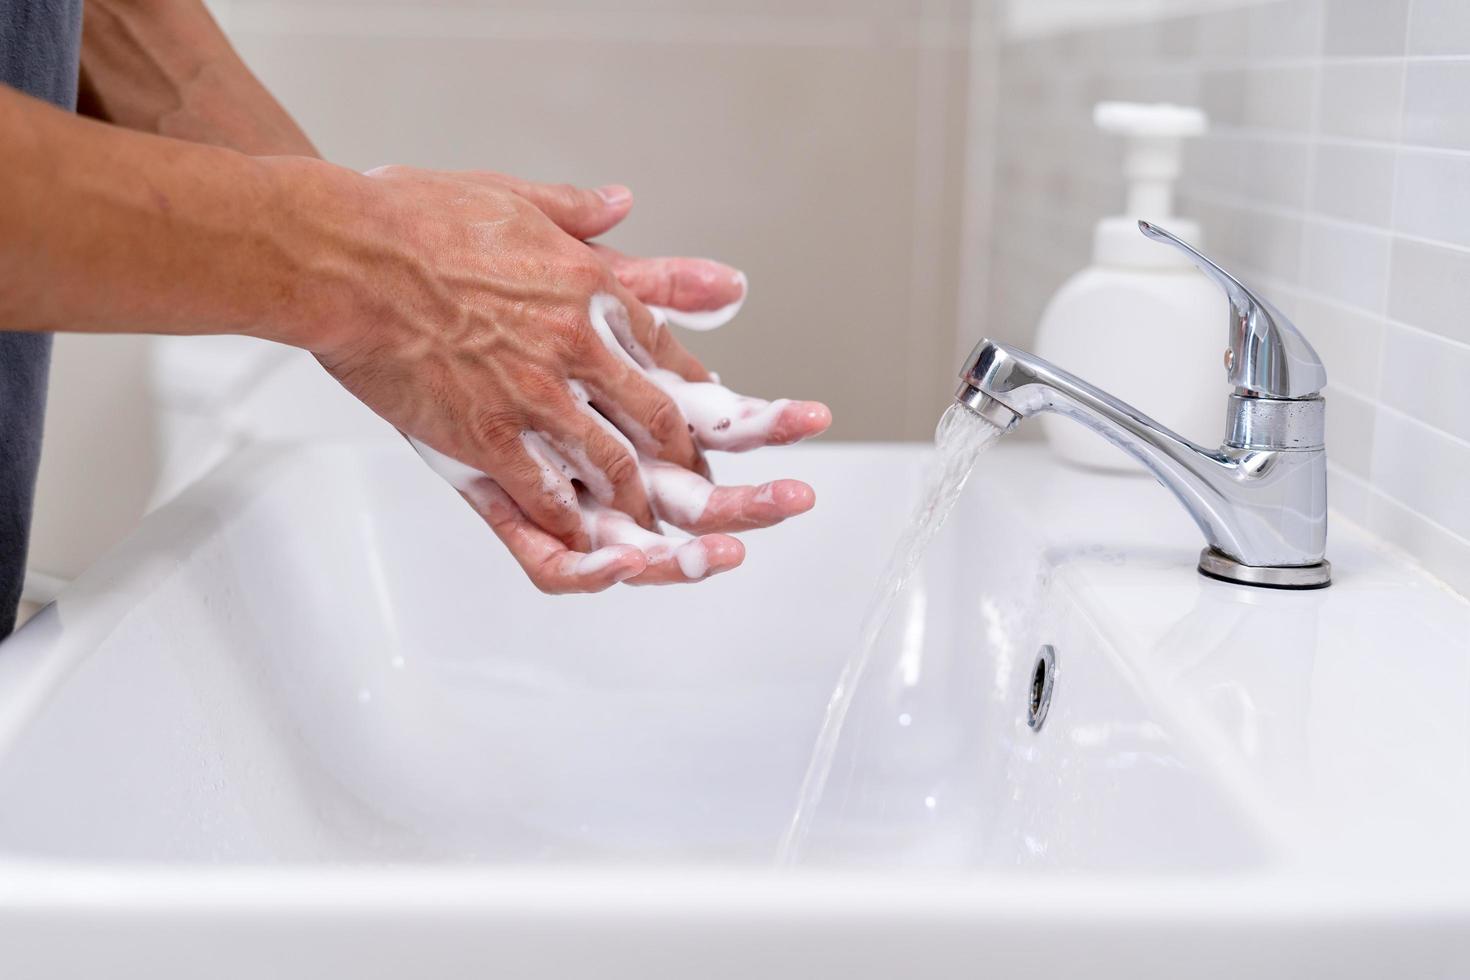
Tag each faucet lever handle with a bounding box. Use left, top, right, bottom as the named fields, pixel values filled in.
left=1138, top=220, right=1326, bottom=399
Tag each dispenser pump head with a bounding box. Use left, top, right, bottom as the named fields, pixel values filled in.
left=1091, top=101, right=1207, bottom=269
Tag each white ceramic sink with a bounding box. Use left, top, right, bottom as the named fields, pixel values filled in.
left=1, top=436, right=1468, bottom=977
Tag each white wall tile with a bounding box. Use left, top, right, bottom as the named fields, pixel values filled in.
left=1309, top=143, right=1397, bottom=225
left=1294, top=295, right=1385, bottom=396
left=1301, top=221, right=1391, bottom=314
left=1406, top=0, right=1470, bottom=57
left=1242, top=65, right=1319, bottom=133
left=1392, top=150, right=1470, bottom=250
left=1327, top=463, right=1373, bottom=527
left=1246, top=0, right=1325, bottom=60
left=1402, top=61, right=1470, bottom=152
left=1326, top=386, right=1377, bottom=476
left=1369, top=409, right=1470, bottom=540
left=1317, top=62, right=1402, bottom=143
left=1367, top=491, right=1470, bottom=597
left=1388, top=238, right=1470, bottom=347
left=1194, top=6, right=1251, bottom=58
left=1323, top=0, right=1410, bottom=56
left=1182, top=135, right=1312, bottom=209
left=1379, top=325, right=1470, bottom=443
left=1180, top=196, right=1305, bottom=284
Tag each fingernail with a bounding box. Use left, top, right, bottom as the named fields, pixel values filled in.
left=596, top=184, right=632, bottom=207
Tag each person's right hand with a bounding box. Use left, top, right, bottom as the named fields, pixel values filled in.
left=292, top=162, right=830, bottom=592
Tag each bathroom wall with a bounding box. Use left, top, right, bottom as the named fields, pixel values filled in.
left=209, top=0, right=993, bottom=442
left=985, top=0, right=1470, bottom=596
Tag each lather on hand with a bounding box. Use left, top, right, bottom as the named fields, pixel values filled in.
left=0, top=80, right=829, bottom=596
left=318, top=166, right=832, bottom=592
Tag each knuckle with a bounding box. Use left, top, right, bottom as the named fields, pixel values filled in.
left=648, top=318, right=679, bottom=360
left=555, top=183, right=586, bottom=211
left=603, top=449, right=640, bottom=490
left=561, top=313, right=597, bottom=357
left=644, top=395, right=686, bottom=446
left=470, top=409, right=524, bottom=457
left=566, top=256, right=608, bottom=295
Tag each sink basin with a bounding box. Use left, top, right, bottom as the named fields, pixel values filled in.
left=1, top=437, right=1467, bottom=977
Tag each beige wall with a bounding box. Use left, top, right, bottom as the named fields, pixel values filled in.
left=216, top=0, right=997, bottom=441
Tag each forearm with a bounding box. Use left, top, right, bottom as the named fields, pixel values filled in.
left=79, top=0, right=317, bottom=156
left=0, top=85, right=350, bottom=348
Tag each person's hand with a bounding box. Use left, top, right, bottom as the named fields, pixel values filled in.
left=300, top=164, right=829, bottom=592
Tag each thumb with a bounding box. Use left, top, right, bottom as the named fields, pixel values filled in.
left=482, top=173, right=633, bottom=240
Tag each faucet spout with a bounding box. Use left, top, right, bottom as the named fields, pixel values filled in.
left=957, top=339, right=1330, bottom=589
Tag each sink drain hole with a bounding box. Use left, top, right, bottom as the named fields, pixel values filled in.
left=1028, top=645, right=1056, bottom=731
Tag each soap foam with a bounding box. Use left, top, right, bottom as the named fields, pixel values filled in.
left=519, top=430, right=612, bottom=506
left=409, top=435, right=714, bottom=582
left=582, top=495, right=711, bottom=579
left=647, top=369, right=790, bottom=453
left=405, top=290, right=786, bottom=586
left=408, top=437, right=505, bottom=513
left=640, top=458, right=714, bottom=527
left=571, top=546, right=639, bottom=577
left=647, top=271, right=747, bottom=333
left=588, top=292, right=792, bottom=454
left=570, top=380, right=716, bottom=528
left=589, top=292, right=653, bottom=370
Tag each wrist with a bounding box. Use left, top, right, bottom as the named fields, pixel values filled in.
left=250, top=155, right=388, bottom=356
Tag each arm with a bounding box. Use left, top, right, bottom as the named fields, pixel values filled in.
left=75, top=0, right=753, bottom=318
left=0, top=87, right=829, bottom=591
left=78, top=0, right=317, bottom=156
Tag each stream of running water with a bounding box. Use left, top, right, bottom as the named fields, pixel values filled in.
left=777, top=403, right=1007, bottom=865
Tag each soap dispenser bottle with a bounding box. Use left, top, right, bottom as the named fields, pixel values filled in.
left=1033, top=101, right=1223, bottom=472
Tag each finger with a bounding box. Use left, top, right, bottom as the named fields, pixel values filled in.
left=683, top=481, right=817, bottom=534
left=407, top=436, right=642, bottom=591
left=477, top=172, right=633, bottom=240
left=488, top=431, right=592, bottom=551
left=639, top=458, right=815, bottom=533
left=546, top=395, right=659, bottom=529
left=645, top=368, right=834, bottom=453
left=591, top=283, right=713, bottom=383
left=573, top=339, right=704, bottom=475
left=764, top=400, right=834, bottom=446
left=591, top=245, right=747, bottom=321
left=583, top=497, right=744, bottom=584
left=625, top=533, right=744, bottom=586
left=579, top=293, right=705, bottom=473
left=476, top=482, right=648, bottom=594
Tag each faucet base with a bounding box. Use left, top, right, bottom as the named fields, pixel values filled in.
left=1197, top=548, right=1331, bottom=590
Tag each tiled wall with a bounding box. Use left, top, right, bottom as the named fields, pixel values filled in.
left=987, top=0, right=1470, bottom=595
left=210, top=0, right=985, bottom=441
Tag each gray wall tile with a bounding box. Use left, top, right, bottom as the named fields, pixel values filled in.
left=1310, top=143, right=1397, bottom=225
left=1323, top=0, right=1410, bottom=56
left=1380, top=325, right=1470, bottom=442
left=1403, top=61, right=1470, bottom=152
left=1317, top=62, right=1402, bottom=143
left=1393, top=151, right=1470, bottom=250
left=1406, top=0, right=1470, bottom=56
left=1388, top=238, right=1470, bottom=347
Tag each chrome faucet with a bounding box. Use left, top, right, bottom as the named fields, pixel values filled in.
left=956, top=221, right=1331, bottom=589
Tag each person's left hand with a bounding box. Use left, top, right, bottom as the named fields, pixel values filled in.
left=408, top=173, right=832, bottom=590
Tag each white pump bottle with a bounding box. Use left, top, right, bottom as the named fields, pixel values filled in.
left=1033, top=101, right=1224, bottom=472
